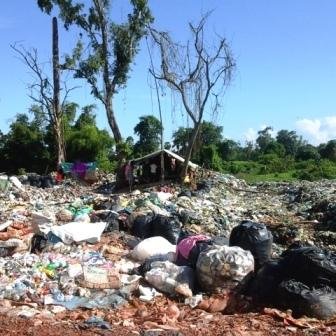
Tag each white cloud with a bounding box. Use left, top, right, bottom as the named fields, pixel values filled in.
left=296, top=116, right=336, bottom=144
left=325, top=116, right=336, bottom=129
left=243, top=128, right=258, bottom=142
left=259, top=124, right=277, bottom=138
left=243, top=125, right=277, bottom=143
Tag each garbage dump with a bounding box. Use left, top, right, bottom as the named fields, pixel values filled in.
left=1, top=171, right=336, bottom=334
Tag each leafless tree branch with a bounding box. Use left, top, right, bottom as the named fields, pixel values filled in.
left=148, top=13, right=236, bottom=179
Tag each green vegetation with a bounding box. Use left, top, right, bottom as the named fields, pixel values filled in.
left=0, top=105, right=114, bottom=174
left=171, top=124, right=336, bottom=182
left=1, top=108, right=335, bottom=182
left=133, top=115, right=163, bottom=157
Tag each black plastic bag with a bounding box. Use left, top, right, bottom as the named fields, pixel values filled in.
left=278, top=280, right=336, bottom=319
left=30, top=234, right=48, bottom=253
left=178, top=209, right=199, bottom=225
left=213, top=236, right=230, bottom=246
left=150, top=215, right=181, bottom=245
left=280, top=246, right=336, bottom=288
left=41, top=176, right=54, bottom=188
left=103, top=211, right=120, bottom=232
left=187, top=240, right=213, bottom=268
left=131, top=214, right=153, bottom=239
left=176, top=238, right=213, bottom=268
left=0, top=247, right=15, bottom=257
left=229, top=220, right=273, bottom=269
left=94, top=182, right=116, bottom=195
left=248, top=259, right=286, bottom=303
left=28, top=174, right=41, bottom=187
left=196, top=180, right=212, bottom=192
left=178, top=190, right=192, bottom=198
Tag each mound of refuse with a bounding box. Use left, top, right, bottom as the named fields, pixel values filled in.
left=1, top=171, right=336, bottom=324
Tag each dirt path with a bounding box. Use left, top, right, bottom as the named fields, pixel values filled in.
left=0, top=312, right=333, bottom=336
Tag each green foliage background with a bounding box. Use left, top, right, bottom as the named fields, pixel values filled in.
left=1, top=109, right=336, bottom=182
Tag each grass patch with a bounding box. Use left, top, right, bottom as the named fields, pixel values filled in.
left=236, top=171, right=296, bottom=183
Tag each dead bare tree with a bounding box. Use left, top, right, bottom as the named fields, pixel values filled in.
left=11, top=17, right=77, bottom=166
left=150, top=15, right=235, bottom=180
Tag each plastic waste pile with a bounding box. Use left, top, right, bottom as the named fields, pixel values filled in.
left=1, top=171, right=336, bottom=321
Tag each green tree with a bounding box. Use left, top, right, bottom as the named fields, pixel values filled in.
left=0, top=131, right=6, bottom=169
left=66, top=108, right=114, bottom=165
left=199, top=144, right=222, bottom=171
left=294, top=159, right=336, bottom=181
left=241, top=141, right=256, bottom=161
left=320, top=139, right=336, bottom=162
left=276, top=129, right=302, bottom=156
left=172, top=127, right=192, bottom=156
left=74, top=104, right=97, bottom=129
left=0, top=131, right=4, bottom=151
left=258, top=153, right=288, bottom=174
left=172, top=121, right=223, bottom=160
left=1, top=114, right=51, bottom=173
left=133, top=115, right=162, bottom=156
left=37, top=0, right=153, bottom=157
left=218, top=139, right=240, bottom=161
left=164, top=142, right=171, bottom=150
left=296, top=144, right=320, bottom=161
left=198, top=121, right=223, bottom=146
left=264, top=141, right=285, bottom=157
left=256, top=126, right=273, bottom=154
left=192, top=121, right=223, bottom=162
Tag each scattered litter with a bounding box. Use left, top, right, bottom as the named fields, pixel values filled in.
left=185, top=294, right=203, bottom=308
left=84, top=316, right=111, bottom=330
left=1, top=170, right=336, bottom=331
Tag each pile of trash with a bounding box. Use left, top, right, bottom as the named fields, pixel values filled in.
left=1, top=170, right=336, bottom=326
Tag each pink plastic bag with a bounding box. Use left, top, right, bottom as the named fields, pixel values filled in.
left=177, top=235, right=210, bottom=259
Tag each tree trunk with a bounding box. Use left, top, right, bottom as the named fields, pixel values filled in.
left=105, top=97, right=124, bottom=189
left=96, top=1, right=122, bottom=146
left=106, top=98, right=122, bottom=144
left=55, top=123, right=65, bottom=165
left=52, top=16, right=65, bottom=166
left=181, top=121, right=201, bottom=180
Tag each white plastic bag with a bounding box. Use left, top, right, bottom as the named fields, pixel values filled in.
left=31, top=211, right=56, bottom=234
left=74, top=213, right=91, bottom=223
left=196, top=245, right=254, bottom=292
left=9, top=176, right=24, bottom=190
left=130, top=236, right=176, bottom=262
left=145, top=260, right=194, bottom=297
left=51, top=222, right=107, bottom=244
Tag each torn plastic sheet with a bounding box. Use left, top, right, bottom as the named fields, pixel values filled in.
left=44, top=291, right=126, bottom=310
left=50, top=222, right=107, bottom=244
